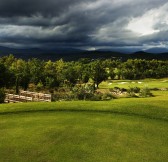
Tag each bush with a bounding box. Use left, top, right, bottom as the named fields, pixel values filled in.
left=89, top=93, right=102, bottom=101
left=140, top=87, right=153, bottom=97
left=127, top=86, right=140, bottom=97
left=36, top=81, right=44, bottom=92
left=120, top=88, right=127, bottom=92
left=0, top=88, right=5, bottom=103
left=127, top=86, right=140, bottom=93
left=101, top=93, right=114, bottom=101
left=52, top=91, right=75, bottom=101
left=72, top=84, right=95, bottom=100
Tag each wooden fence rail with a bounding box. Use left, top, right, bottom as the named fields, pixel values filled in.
left=5, top=91, right=52, bottom=103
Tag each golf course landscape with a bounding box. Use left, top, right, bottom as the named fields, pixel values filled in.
left=0, top=79, right=168, bottom=162
left=1, top=0, right=168, bottom=161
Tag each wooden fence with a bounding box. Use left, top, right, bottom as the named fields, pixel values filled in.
left=5, top=91, right=52, bottom=103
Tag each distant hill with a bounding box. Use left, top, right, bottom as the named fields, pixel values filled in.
left=0, top=46, right=168, bottom=61
left=130, top=51, right=168, bottom=60
left=145, top=47, right=168, bottom=53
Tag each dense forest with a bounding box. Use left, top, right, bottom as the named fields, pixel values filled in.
left=0, top=54, right=167, bottom=94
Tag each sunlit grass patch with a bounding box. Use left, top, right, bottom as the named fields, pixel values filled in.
left=100, top=78, right=168, bottom=89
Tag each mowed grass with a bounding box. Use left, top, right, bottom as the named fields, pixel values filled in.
left=0, top=91, right=168, bottom=121
left=99, top=78, right=168, bottom=89
left=0, top=112, right=168, bottom=162
left=0, top=89, right=168, bottom=161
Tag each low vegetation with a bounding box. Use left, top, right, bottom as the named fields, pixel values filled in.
left=0, top=55, right=167, bottom=95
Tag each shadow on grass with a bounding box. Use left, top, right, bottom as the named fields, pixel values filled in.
left=0, top=108, right=167, bottom=122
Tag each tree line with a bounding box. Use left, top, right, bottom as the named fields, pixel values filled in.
left=0, top=54, right=168, bottom=93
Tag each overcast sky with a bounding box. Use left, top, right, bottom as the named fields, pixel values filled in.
left=0, top=0, right=168, bottom=50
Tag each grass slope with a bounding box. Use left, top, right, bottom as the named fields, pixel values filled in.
left=0, top=90, right=168, bottom=162
left=0, top=91, right=168, bottom=121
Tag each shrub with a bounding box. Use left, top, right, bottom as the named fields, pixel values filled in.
left=140, top=87, right=153, bottom=97
left=120, top=88, right=127, bottom=92
left=72, top=84, right=95, bottom=100
left=127, top=86, right=140, bottom=93
left=127, top=86, right=140, bottom=97
left=28, top=83, right=36, bottom=91
left=89, top=93, right=102, bottom=101
left=36, top=81, right=44, bottom=92
left=52, top=91, right=75, bottom=101
left=0, top=88, right=5, bottom=103
left=101, top=93, right=114, bottom=101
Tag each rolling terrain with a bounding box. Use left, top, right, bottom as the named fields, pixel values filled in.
left=0, top=46, right=168, bottom=61
left=0, top=89, right=168, bottom=162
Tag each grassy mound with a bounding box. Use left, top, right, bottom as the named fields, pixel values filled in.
left=0, top=91, right=168, bottom=121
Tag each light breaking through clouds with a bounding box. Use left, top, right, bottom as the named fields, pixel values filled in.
left=0, top=0, right=168, bottom=50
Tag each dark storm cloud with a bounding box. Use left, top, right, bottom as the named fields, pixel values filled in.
left=0, top=0, right=168, bottom=49
left=0, top=0, right=81, bottom=17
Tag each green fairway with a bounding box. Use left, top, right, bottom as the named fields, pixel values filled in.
left=0, top=112, right=168, bottom=162
left=100, top=78, right=168, bottom=89
left=0, top=90, right=168, bottom=162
